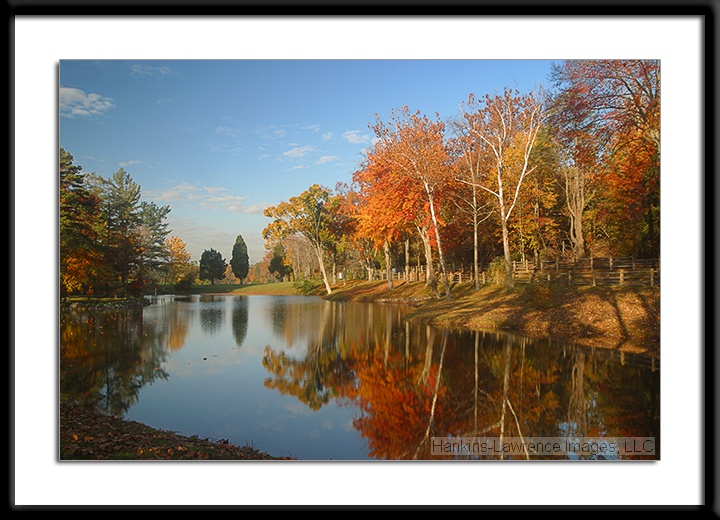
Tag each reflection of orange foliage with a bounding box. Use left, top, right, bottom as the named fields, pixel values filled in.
left=351, top=353, right=446, bottom=460
left=165, top=322, right=188, bottom=352
left=163, top=306, right=189, bottom=352
left=60, top=319, right=91, bottom=360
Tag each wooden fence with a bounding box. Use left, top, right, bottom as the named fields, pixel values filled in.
left=379, top=256, right=660, bottom=288
left=511, top=256, right=660, bottom=288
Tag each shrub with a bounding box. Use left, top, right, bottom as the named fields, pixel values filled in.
left=293, top=278, right=320, bottom=295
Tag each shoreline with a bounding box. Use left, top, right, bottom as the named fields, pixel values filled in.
left=320, top=280, right=660, bottom=357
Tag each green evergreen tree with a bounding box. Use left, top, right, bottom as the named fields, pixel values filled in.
left=199, top=248, right=227, bottom=285
left=91, top=168, right=143, bottom=295
left=230, top=235, right=250, bottom=284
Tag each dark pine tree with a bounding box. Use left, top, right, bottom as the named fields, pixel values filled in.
left=199, top=248, right=227, bottom=285
left=230, top=235, right=250, bottom=284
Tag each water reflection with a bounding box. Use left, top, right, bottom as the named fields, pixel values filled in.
left=59, top=295, right=659, bottom=460
left=59, top=306, right=171, bottom=417
left=231, top=296, right=249, bottom=348
left=199, top=295, right=224, bottom=335
left=258, top=300, right=659, bottom=460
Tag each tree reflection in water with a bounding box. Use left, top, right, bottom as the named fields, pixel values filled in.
left=261, top=301, right=659, bottom=460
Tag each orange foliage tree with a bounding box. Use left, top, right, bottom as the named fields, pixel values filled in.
left=550, top=59, right=660, bottom=257
left=369, top=107, right=456, bottom=299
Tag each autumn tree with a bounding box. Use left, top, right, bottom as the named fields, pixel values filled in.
left=230, top=234, right=250, bottom=284
left=448, top=122, right=495, bottom=289
left=324, top=184, right=357, bottom=284
left=263, top=184, right=336, bottom=294
left=337, top=185, right=383, bottom=282
left=369, top=107, right=455, bottom=300
left=509, top=128, right=563, bottom=263
left=59, top=149, right=105, bottom=295
left=282, top=234, right=316, bottom=281
left=456, top=89, right=546, bottom=285
left=352, top=159, right=416, bottom=291
left=164, top=235, right=193, bottom=285
left=199, top=248, right=226, bottom=285
left=549, top=59, right=660, bottom=257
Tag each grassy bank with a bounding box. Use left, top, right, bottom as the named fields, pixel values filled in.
left=319, top=280, right=660, bottom=355
left=165, top=281, right=300, bottom=296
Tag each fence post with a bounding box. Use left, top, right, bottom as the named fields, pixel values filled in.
left=632, top=256, right=636, bottom=270
left=609, top=257, right=613, bottom=271
left=590, top=256, right=594, bottom=272
left=568, top=272, right=572, bottom=286
left=650, top=268, right=654, bottom=287
left=482, top=272, right=486, bottom=285
left=556, top=258, right=559, bottom=271
left=619, top=269, right=625, bottom=286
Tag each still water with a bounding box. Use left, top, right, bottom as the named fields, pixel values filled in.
left=59, top=294, right=660, bottom=460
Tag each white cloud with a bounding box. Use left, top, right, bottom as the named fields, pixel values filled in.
left=314, top=155, right=339, bottom=165
left=215, top=126, right=238, bottom=137
left=148, top=183, right=202, bottom=202
left=59, top=87, right=115, bottom=118
left=130, top=63, right=175, bottom=76
left=342, top=130, right=370, bottom=144
left=283, top=145, right=315, bottom=158
left=321, top=132, right=333, bottom=141
left=239, top=202, right=271, bottom=215
left=147, top=183, right=265, bottom=215
left=286, top=165, right=305, bottom=172
left=118, top=160, right=144, bottom=168
left=204, top=186, right=228, bottom=195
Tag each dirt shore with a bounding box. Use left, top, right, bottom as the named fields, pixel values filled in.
left=322, top=280, right=660, bottom=355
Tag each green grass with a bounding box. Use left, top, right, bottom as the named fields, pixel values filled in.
left=226, top=282, right=300, bottom=295
left=161, top=282, right=301, bottom=295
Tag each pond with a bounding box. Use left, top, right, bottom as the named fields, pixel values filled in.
left=59, top=294, right=660, bottom=460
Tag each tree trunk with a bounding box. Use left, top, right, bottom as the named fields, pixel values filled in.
left=417, top=224, right=439, bottom=298
left=426, top=186, right=451, bottom=301
left=405, top=238, right=410, bottom=282
left=565, top=164, right=586, bottom=258
left=501, top=221, right=513, bottom=287
left=384, top=240, right=393, bottom=291
left=313, top=246, right=332, bottom=294
left=473, top=192, right=480, bottom=291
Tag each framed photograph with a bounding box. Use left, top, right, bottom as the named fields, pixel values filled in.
left=14, top=11, right=707, bottom=509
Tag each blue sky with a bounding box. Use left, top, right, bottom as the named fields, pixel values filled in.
left=59, top=59, right=557, bottom=264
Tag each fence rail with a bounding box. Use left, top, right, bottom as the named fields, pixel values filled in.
left=379, top=256, right=660, bottom=288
